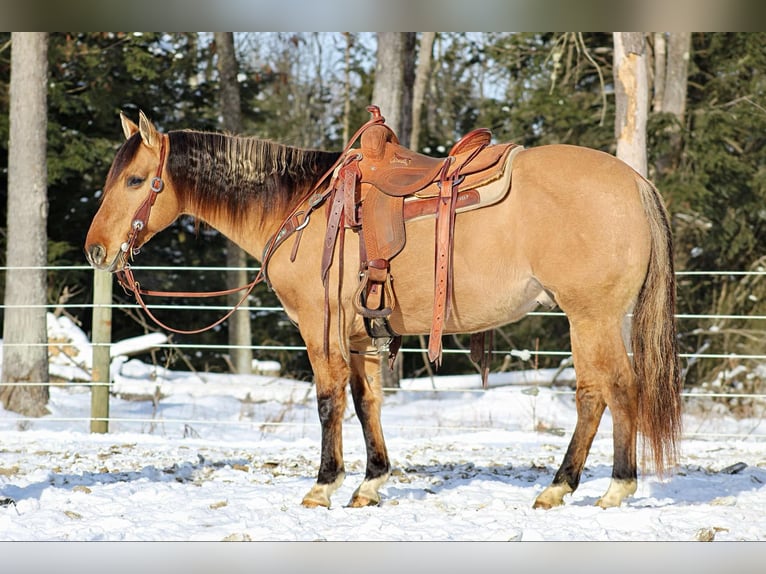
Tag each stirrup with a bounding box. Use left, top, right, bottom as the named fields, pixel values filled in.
left=352, top=269, right=396, bottom=318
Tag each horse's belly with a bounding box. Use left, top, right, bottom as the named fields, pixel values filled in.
left=387, top=267, right=545, bottom=335
left=383, top=203, right=541, bottom=334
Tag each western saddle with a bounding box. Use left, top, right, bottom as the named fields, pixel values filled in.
left=317, top=105, right=520, bottom=384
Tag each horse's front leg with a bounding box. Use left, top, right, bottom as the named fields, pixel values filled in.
left=301, top=341, right=351, bottom=509
left=347, top=347, right=390, bottom=507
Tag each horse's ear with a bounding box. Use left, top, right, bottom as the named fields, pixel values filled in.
left=120, top=112, right=139, bottom=140
left=137, top=110, right=160, bottom=148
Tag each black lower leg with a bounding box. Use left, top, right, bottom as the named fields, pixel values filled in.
left=351, top=386, right=390, bottom=480
left=316, top=394, right=344, bottom=484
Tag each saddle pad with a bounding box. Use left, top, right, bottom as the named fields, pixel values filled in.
left=403, top=144, right=523, bottom=223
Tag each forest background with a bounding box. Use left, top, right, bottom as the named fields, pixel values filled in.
left=1, top=32, right=765, bottom=412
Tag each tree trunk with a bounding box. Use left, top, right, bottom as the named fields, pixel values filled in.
left=1, top=32, right=50, bottom=416
left=654, top=32, right=691, bottom=176
left=652, top=32, right=667, bottom=112
left=613, top=32, right=649, bottom=177
left=342, top=32, right=353, bottom=144
left=214, top=32, right=252, bottom=375
left=371, top=32, right=416, bottom=147
left=372, top=32, right=417, bottom=388
left=662, top=33, right=691, bottom=118
left=410, top=32, right=436, bottom=152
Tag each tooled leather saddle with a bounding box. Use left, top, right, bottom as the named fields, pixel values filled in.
left=320, top=105, right=521, bottom=382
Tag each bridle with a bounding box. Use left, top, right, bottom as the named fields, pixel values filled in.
left=114, top=109, right=387, bottom=336
left=115, top=133, right=264, bottom=335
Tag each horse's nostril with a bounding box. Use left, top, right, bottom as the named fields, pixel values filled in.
left=87, top=244, right=106, bottom=267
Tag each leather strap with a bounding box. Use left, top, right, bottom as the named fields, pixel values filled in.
left=321, top=183, right=347, bottom=284
left=116, top=265, right=259, bottom=335
left=342, top=160, right=362, bottom=228
left=428, top=143, right=488, bottom=364
left=121, top=134, right=168, bottom=257
left=428, top=159, right=457, bottom=364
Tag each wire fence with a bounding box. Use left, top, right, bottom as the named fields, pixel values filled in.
left=1, top=265, right=765, bottom=439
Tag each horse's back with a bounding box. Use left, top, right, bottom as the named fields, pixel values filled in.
left=513, top=143, right=644, bottom=202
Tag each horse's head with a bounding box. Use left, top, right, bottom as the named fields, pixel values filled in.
left=85, top=111, right=181, bottom=272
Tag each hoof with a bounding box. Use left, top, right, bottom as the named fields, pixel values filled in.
left=301, top=474, right=345, bottom=508
left=595, top=478, right=636, bottom=508
left=532, top=498, right=560, bottom=510
left=347, top=473, right=389, bottom=508
left=348, top=494, right=380, bottom=508
left=595, top=497, right=618, bottom=509
left=301, top=496, right=330, bottom=508
left=533, top=483, right=572, bottom=509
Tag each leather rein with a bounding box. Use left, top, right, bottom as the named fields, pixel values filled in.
left=114, top=111, right=386, bottom=336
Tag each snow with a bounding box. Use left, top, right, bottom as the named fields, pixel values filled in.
left=1, top=314, right=765, bottom=547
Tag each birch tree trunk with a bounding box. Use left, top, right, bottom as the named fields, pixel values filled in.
left=214, top=32, right=252, bottom=375
left=613, top=32, right=649, bottom=177
left=1, top=32, right=50, bottom=416
left=342, top=32, right=353, bottom=144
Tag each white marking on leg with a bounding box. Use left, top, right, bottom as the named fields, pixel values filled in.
left=301, top=471, right=346, bottom=508
left=349, top=472, right=390, bottom=507
left=596, top=478, right=637, bottom=508
left=533, top=483, right=573, bottom=509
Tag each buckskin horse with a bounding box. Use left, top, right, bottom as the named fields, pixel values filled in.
left=85, top=108, right=682, bottom=510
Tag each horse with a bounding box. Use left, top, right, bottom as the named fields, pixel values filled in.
left=85, top=109, right=682, bottom=510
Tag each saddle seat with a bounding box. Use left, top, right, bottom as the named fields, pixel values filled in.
left=357, top=123, right=509, bottom=199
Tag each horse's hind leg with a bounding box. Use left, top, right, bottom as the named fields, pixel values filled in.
left=533, top=318, right=637, bottom=509
left=301, top=342, right=350, bottom=508
left=594, top=320, right=639, bottom=508
left=347, top=350, right=391, bottom=507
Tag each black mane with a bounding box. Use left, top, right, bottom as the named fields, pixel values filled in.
left=167, top=130, right=340, bottom=229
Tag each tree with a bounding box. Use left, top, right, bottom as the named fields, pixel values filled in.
left=214, top=32, right=253, bottom=375
left=652, top=32, right=691, bottom=176
left=371, top=32, right=416, bottom=147
left=369, top=32, right=417, bottom=387
left=1, top=33, right=50, bottom=416
left=410, top=32, right=436, bottom=152
left=613, top=32, right=649, bottom=176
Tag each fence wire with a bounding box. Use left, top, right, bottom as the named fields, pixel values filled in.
left=1, top=265, right=765, bottom=439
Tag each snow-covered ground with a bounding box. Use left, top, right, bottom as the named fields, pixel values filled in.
left=1, top=314, right=765, bottom=546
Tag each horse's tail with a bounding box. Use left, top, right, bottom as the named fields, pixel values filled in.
left=632, top=176, right=683, bottom=475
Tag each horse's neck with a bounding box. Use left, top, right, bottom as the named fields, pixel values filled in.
left=171, top=131, right=333, bottom=260
left=193, top=203, right=277, bottom=260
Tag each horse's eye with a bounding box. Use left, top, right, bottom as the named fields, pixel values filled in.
left=127, top=176, right=145, bottom=188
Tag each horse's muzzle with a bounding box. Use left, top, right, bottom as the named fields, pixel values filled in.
left=85, top=243, right=124, bottom=273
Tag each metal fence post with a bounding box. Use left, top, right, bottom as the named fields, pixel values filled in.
left=91, top=269, right=112, bottom=433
